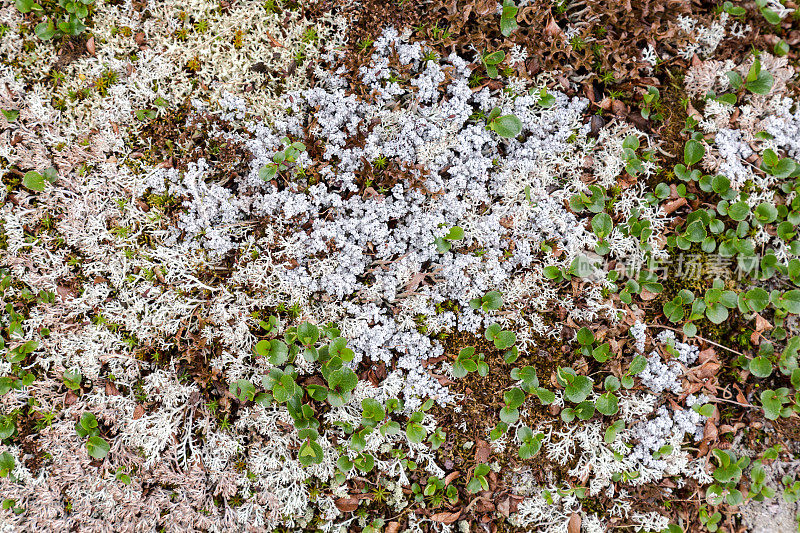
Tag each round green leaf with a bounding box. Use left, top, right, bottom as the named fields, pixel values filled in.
left=684, top=139, right=705, bottom=166
left=86, top=436, right=110, bottom=459
left=749, top=356, right=772, bottom=378
left=490, top=114, right=522, bottom=138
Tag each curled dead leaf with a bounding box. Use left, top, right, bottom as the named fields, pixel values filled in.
left=444, top=471, right=460, bottom=486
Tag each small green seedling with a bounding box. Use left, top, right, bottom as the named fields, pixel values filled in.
left=485, top=107, right=522, bottom=138
left=259, top=137, right=306, bottom=180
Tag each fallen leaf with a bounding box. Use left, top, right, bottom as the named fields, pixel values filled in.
left=568, top=512, right=581, bottom=533
left=334, top=497, right=359, bottom=513
left=497, top=498, right=511, bottom=517
left=444, top=471, right=460, bottom=486
left=431, top=511, right=460, bottom=524
left=474, top=439, right=491, bottom=463
left=755, top=312, right=772, bottom=331
left=105, top=380, right=120, bottom=396
left=132, top=404, right=145, bottom=419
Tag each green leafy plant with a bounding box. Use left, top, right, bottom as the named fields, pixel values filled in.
left=485, top=323, right=516, bottom=350
left=516, top=426, right=545, bottom=459
left=511, top=365, right=554, bottom=404
left=706, top=448, right=750, bottom=506
left=452, top=346, right=488, bottom=378
left=0, top=452, right=14, bottom=478
left=16, top=0, right=96, bottom=40
left=760, top=387, right=794, bottom=420
left=482, top=51, right=505, bottom=78
left=469, top=290, right=503, bottom=312
left=434, top=225, right=464, bottom=253
left=698, top=505, right=722, bottom=532
left=21, top=168, right=57, bottom=192
left=640, top=86, right=664, bottom=121
left=259, top=137, right=306, bottom=180
left=556, top=367, right=593, bottom=404
left=467, top=463, right=491, bottom=493
left=62, top=369, right=82, bottom=391
left=485, top=107, right=522, bottom=138
left=727, top=56, right=774, bottom=95
left=75, top=412, right=110, bottom=460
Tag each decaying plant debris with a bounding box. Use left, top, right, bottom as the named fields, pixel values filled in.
left=1, top=0, right=800, bottom=531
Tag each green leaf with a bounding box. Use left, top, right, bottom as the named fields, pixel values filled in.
left=15, top=0, right=34, bottom=12
left=749, top=356, right=772, bottom=378
left=595, top=393, right=619, bottom=416
left=564, top=375, right=593, bottom=404
left=760, top=389, right=784, bottom=420
left=22, top=171, right=46, bottom=192
left=774, top=39, right=790, bottom=57
left=482, top=290, right=503, bottom=311
left=298, top=439, right=323, bottom=465
left=726, top=70, right=743, bottom=90
left=622, top=135, right=640, bottom=151
left=406, top=422, right=426, bottom=443
left=604, top=419, right=624, bottom=443
left=1, top=109, right=19, bottom=121
left=576, top=327, right=594, bottom=346
left=685, top=220, right=707, bottom=243
left=754, top=202, right=778, bottom=224
left=591, top=213, right=613, bottom=239
left=728, top=202, right=750, bottom=221
left=0, top=452, right=14, bottom=477
left=0, top=420, right=14, bottom=440
left=86, top=436, right=110, bottom=459
left=746, top=70, right=774, bottom=95
left=604, top=375, right=620, bottom=392
left=296, top=322, right=319, bottom=346
left=503, top=387, right=525, bottom=409
left=684, top=140, right=705, bottom=166
left=485, top=323, right=501, bottom=340
left=34, top=21, right=56, bottom=40
left=489, top=114, right=522, bottom=138
left=494, top=330, right=516, bottom=350
left=499, top=406, right=519, bottom=424
left=483, top=51, right=505, bottom=65
left=745, top=287, right=770, bottom=312
left=534, top=387, right=555, bottom=405
left=705, top=303, right=729, bottom=324
left=500, top=4, right=518, bottom=36
left=229, top=379, right=256, bottom=401
left=445, top=226, right=464, bottom=240
left=628, top=354, right=648, bottom=375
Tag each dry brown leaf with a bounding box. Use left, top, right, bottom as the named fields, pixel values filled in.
left=497, top=498, right=511, bottom=518
left=132, top=404, right=145, bottom=420
left=444, top=471, right=460, bottom=486
left=568, top=513, right=581, bottom=533
left=105, top=380, right=120, bottom=396
left=698, top=348, right=717, bottom=364
left=386, top=523, right=401, bottom=533
left=334, top=497, right=359, bottom=513
left=639, top=288, right=659, bottom=301
left=431, top=511, right=460, bottom=524
left=474, top=439, right=491, bottom=463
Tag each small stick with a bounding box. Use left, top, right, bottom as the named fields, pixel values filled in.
left=646, top=324, right=746, bottom=357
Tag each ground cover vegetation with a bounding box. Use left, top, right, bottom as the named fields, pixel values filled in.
left=1, top=0, right=800, bottom=531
